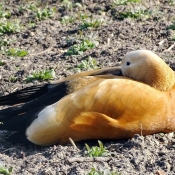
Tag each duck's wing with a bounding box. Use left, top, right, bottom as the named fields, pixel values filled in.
left=0, top=75, right=123, bottom=122
left=0, top=67, right=122, bottom=106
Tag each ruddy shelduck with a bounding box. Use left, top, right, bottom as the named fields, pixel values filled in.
left=0, top=50, right=175, bottom=146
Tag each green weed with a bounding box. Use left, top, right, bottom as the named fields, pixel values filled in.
left=0, top=4, right=11, bottom=18
left=61, top=0, right=73, bottom=9
left=169, top=0, right=175, bottom=5
left=168, top=24, right=175, bottom=30
left=67, top=39, right=98, bottom=55
left=0, top=20, right=21, bottom=35
left=25, top=69, right=55, bottom=83
left=0, top=60, right=5, bottom=66
left=113, top=0, right=140, bottom=6
left=79, top=18, right=104, bottom=30
left=87, top=167, right=121, bottom=175
left=0, top=165, right=13, bottom=175
left=35, top=7, right=56, bottom=20
left=76, top=56, right=98, bottom=70
left=85, top=140, right=111, bottom=157
left=61, top=0, right=82, bottom=9
left=6, top=48, right=28, bottom=57
left=118, top=8, right=154, bottom=19
left=0, top=38, right=11, bottom=47
left=59, top=16, right=76, bottom=24
left=9, top=75, right=17, bottom=83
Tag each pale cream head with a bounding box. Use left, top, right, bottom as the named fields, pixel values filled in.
left=121, top=50, right=175, bottom=91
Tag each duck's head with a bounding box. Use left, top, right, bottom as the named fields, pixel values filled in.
left=121, top=50, right=175, bottom=91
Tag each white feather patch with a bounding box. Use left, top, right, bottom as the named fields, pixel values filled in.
left=26, top=104, right=58, bottom=140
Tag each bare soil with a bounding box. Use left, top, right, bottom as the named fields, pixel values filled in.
left=0, top=0, right=175, bottom=174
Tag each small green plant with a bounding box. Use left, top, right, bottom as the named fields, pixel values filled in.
left=61, top=0, right=73, bottom=9
left=118, top=8, right=153, bottom=19
left=0, top=37, right=11, bottom=47
left=87, top=167, right=121, bottom=175
left=67, top=39, right=98, bottom=55
left=169, top=0, right=175, bottom=5
left=28, top=22, right=36, bottom=28
left=9, top=75, right=17, bottom=83
left=0, top=20, right=21, bottom=35
left=59, top=16, right=76, bottom=24
left=85, top=140, right=111, bottom=157
left=168, top=24, right=175, bottom=30
left=25, top=69, right=56, bottom=83
left=0, top=60, right=6, bottom=66
left=0, top=165, right=13, bottom=175
left=79, top=18, right=104, bottom=30
left=76, top=56, right=98, bottom=70
left=113, top=0, right=140, bottom=6
left=6, top=48, right=28, bottom=57
left=35, top=7, right=56, bottom=20
left=0, top=4, right=11, bottom=18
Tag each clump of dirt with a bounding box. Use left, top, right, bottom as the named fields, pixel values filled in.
left=0, top=0, right=175, bottom=174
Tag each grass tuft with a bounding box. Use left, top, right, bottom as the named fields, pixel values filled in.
left=67, top=39, right=98, bottom=55
left=35, top=7, right=56, bottom=20
left=76, top=56, right=98, bottom=70
left=0, top=165, right=13, bottom=175
left=0, top=4, right=11, bottom=18
left=6, top=48, right=28, bottom=57
left=113, top=0, right=141, bottom=6
left=85, top=140, right=111, bottom=157
left=25, top=69, right=56, bottom=83
left=0, top=20, right=21, bottom=35
left=79, top=18, right=104, bottom=30
left=87, top=167, right=121, bottom=175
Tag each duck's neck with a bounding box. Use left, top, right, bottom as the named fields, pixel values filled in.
left=141, top=64, right=175, bottom=91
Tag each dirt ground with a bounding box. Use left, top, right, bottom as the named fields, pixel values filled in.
left=0, top=0, right=175, bottom=174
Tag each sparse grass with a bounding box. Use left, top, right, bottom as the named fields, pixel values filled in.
left=61, top=0, right=73, bottom=9
left=0, top=4, right=11, bottom=18
left=87, top=167, right=121, bottom=175
left=0, top=37, right=11, bottom=47
left=59, top=16, right=76, bottom=24
left=118, top=8, right=155, bottom=19
left=0, top=60, right=6, bottom=66
left=85, top=140, right=111, bottom=157
left=0, top=20, right=21, bottom=35
left=35, top=7, right=56, bottom=20
left=76, top=56, right=98, bottom=70
left=168, top=23, right=175, bottom=30
left=9, top=75, right=17, bottom=83
left=61, top=0, right=82, bottom=9
left=6, top=48, right=28, bottom=57
left=79, top=18, right=104, bottom=30
left=25, top=69, right=56, bottom=83
left=67, top=39, right=98, bottom=55
left=113, top=0, right=140, bottom=6
left=169, top=0, right=175, bottom=5
left=0, top=165, right=13, bottom=175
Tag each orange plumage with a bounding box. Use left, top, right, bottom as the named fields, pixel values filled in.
left=1, top=50, right=175, bottom=146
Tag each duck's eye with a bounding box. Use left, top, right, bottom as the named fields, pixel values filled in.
left=126, top=62, right=130, bottom=66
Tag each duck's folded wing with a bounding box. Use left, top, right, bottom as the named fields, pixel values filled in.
left=0, top=67, right=121, bottom=106
left=0, top=75, right=121, bottom=121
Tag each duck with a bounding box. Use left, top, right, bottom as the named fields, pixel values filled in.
left=0, top=50, right=175, bottom=146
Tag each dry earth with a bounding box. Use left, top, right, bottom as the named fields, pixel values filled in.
left=0, top=0, right=175, bottom=174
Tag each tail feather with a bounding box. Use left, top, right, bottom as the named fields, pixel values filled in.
left=6, top=132, right=31, bottom=144
left=0, top=84, right=50, bottom=106
left=0, top=107, right=41, bottom=131
left=0, top=82, right=67, bottom=123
